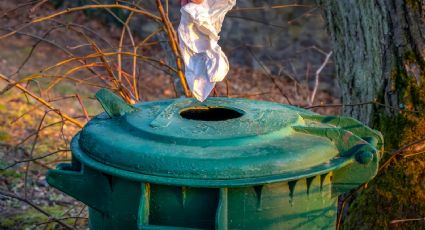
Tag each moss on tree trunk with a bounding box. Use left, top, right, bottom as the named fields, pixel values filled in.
left=318, top=0, right=425, bottom=229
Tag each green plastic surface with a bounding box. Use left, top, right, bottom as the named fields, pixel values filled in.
left=47, top=90, right=383, bottom=230
left=79, top=97, right=344, bottom=181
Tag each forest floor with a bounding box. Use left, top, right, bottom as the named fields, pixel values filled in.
left=0, top=0, right=340, bottom=229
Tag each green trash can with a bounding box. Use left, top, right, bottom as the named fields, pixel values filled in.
left=47, top=89, right=383, bottom=230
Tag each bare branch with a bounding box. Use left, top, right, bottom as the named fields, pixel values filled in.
left=155, top=0, right=191, bottom=97
left=0, top=190, right=74, bottom=230
left=308, top=51, right=332, bottom=106
left=391, top=217, right=425, bottom=224
left=0, top=74, right=84, bottom=128
left=0, top=4, right=161, bottom=40
left=246, top=46, right=292, bottom=104
left=1, top=149, right=69, bottom=170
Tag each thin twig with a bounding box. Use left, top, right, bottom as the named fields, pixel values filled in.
left=305, top=101, right=424, bottom=114
left=0, top=4, right=161, bottom=40
left=75, top=94, right=90, bottom=122
left=1, top=0, right=38, bottom=17
left=391, top=217, right=425, bottom=224
left=155, top=0, right=191, bottom=97
left=24, top=51, right=175, bottom=79
left=73, top=206, right=87, bottom=228
left=226, top=15, right=287, bottom=29
left=0, top=28, right=72, bottom=55
left=229, top=91, right=272, bottom=98
left=378, top=137, right=425, bottom=172
left=88, top=0, right=139, bottom=99
left=8, top=26, right=59, bottom=78
left=309, top=51, right=332, bottom=106
left=336, top=186, right=364, bottom=230
left=51, top=20, right=114, bottom=48
left=0, top=74, right=84, bottom=128
left=246, top=46, right=292, bottom=104
left=288, top=7, right=318, bottom=25
left=33, top=216, right=87, bottom=229
left=225, top=79, right=230, bottom=97
left=115, top=4, right=139, bottom=100
left=16, top=120, right=66, bottom=146
left=402, top=150, right=425, bottom=158
left=0, top=27, right=112, bottom=86
left=24, top=110, right=51, bottom=198
left=72, top=27, right=135, bottom=102
left=231, top=4, right=313, bottom=12
left=0, top=190, right=74, bottom=230
left=1, top=149, right=69, bottom=170
left=29, top=0, right=49, bottom=13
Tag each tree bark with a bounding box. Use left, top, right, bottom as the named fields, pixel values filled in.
left=318, top=0, right=425, bottom=229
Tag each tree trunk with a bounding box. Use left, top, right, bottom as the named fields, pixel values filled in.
left=318, top=0, right=425, bottom=229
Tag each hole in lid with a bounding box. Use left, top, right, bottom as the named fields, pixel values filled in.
left=180, top=106, right=244, bottom=121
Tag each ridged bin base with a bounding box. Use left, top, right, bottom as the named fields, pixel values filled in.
left=48, top=159, right=336, bottom=230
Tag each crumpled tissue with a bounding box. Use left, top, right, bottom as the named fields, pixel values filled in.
left=178, top=0, right=236, bottom=101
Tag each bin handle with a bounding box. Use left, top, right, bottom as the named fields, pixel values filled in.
left=95, top=88, right=138, bottom=118
left=292, top=114, right=384, bottom=194
left=47, top=162, right=110, bottom=213
left=298, top=114, right=383, bottom=150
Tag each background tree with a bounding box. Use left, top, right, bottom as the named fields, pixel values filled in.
left=318, top=0, right=425, bottom=229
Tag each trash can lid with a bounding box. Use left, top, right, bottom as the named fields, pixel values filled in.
left=77, top=95, right=382, bottom=184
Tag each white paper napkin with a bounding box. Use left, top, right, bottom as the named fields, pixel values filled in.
left=178, top=0, right=236, bottom=101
